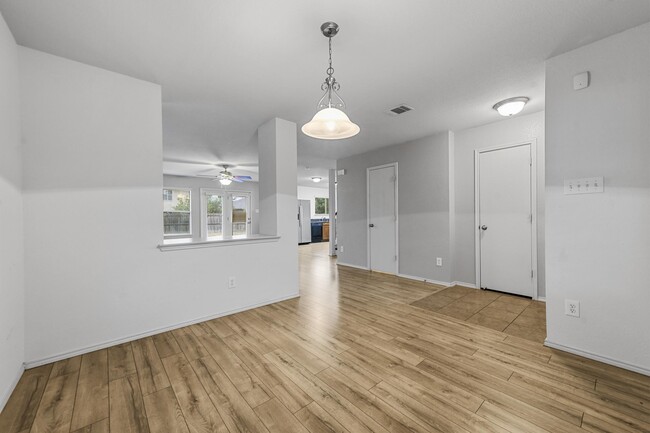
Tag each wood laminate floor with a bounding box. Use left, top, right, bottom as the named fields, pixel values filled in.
left=2, top=242, right=649, bottom=433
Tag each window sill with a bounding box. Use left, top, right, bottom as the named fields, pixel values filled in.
left=158, top=234, right=280, bottom=252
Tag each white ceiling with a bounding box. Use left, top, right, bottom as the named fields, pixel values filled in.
left=2, top=1, right=650, bottom=180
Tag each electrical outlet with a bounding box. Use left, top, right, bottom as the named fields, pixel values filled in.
left=565, top=300, right=580, bottom=317
left=339, top=245, right=344, bottom=253
left=228, top=276, right=236, bottom=289
left=436, top=257, right=442, bottom=267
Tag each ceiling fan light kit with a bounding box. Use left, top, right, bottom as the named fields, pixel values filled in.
left=197, top=164, right=252, bottom=184
left=493, top=96, right=529, bottom=117
left=302, top=22, right=360, bottom=140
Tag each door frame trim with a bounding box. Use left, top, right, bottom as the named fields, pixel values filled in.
left=367, top=162, right=399, bottom=274
left=474, top=140, right=538, bottom=299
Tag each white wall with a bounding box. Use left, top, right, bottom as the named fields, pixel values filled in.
left=453, top=111, right=546, bottom=295
left=298, top=185, right=329, bottom=218
left=545, top=22, right=650, bottom=373
left=163, top=175, right=260, bottom=239
left=337, top=132, right=452, bottom=284
left=19, top=47, right=298, bottom=364
left=0, top=11, right=25, bottom=410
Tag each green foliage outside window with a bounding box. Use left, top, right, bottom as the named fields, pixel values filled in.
left=315, top=197, right=328, bottom=214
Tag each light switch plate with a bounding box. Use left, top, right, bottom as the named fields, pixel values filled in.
left=573, top=71, right=590, bottom=90
left=564, top=177, right=604, bottom=195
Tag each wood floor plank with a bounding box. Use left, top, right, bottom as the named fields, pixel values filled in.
left=0, top=364, right=52, bottom=433
left=295, top=402, right=350, bottom=433
left=204, top=318, right=235, bottom=338
left=197, top=332, right=271, bottom=408
left=70, top=350, right=109, bottom=431
left=152, top=331, right=182, bottom=358
left=108, top=343, right=137, bottom=381
left=476, top=401, right=551, bottom=433
left=30, top=371, right=79, bottom=433
left=509, top=371, right=650, bottom=431
left=161, top=353, right=228, bottom=433
left=50, top=356, right=82, bottom=378
left=254, top=398, right=310, bottom=433
left=317, top=368, right=437, bottom=433
left=132, top=337, right=171, bottom=395
left=265, top=349, right=391, bottom=433
left=171, top=327, right=210, bottom=361
left=223, top=333, right=313, bottom=413
left=70, top=417, right=109, bottom=433
left=191, top=356, right=269, bottom=433
left=109, top=374, right=150, bottom=433
left=142, top=387, right=190, bottom=433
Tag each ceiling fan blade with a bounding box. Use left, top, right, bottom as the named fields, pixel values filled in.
left=234, top=176, right=252, bottom=180
left=231, top=178, right=245, bottom=183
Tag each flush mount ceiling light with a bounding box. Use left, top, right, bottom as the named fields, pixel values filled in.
left=302, top=22, right=360, bottom=140
left=493, top=96, right=529, bottom=117
left=311, top=176, right=322, bottom=183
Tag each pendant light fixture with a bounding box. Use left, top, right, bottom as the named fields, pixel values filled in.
left=493, top=96, right=529, bottom=117
left=302, top=22, right=360, bottom=140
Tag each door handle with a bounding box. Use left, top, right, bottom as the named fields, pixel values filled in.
left=480, top=225, right=488, bottom=231
left=369, top=223, right=375, bottom=228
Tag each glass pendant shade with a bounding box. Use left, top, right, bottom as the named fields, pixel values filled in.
left=219, top=178, right=232, bottom=186
left=302, top=107, right=360, bottom=140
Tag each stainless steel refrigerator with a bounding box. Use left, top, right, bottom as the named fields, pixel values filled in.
left=298, top=199, right=312, bottom=244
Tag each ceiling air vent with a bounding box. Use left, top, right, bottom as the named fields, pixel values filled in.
left=388, top=104, right=414, bottom=115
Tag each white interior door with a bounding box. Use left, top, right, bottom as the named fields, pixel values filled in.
left=368, top=164, right=397, bottom=274
left=477, top=144, right=535, bottom=297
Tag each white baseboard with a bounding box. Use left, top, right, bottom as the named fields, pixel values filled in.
left=397, top=273, right=450, bottom=287
left=336, top=262, right=369, bottom=271
left=0, top=363, right=25, bottom=412
left=544, top=339, right=650, bottom=377
left=450, top=281, right=477, bottom=289
left=536, top=296, right=546, bottom=302
left=24, top=293, right=300, bottom=369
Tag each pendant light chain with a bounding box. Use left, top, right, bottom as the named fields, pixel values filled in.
left=322, top=35, right=340, bottom=108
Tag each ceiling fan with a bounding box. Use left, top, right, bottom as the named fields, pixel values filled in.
left=197, top=164, right=252, bottom=186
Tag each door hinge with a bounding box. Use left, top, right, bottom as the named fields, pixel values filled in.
left=531, top=270, right=534, bottom=278
left=395, top=255, right=398, bottom=261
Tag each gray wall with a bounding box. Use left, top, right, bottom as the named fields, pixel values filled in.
left=0, top=11, right=24, bottom=410
left=337, top=132, right=452, bottom=284
left=163, top=175, right=260, bottom=240
left=337, top=112, right=546, bottom=295
left=545, top=22, right=650, bottom=372
left=453, top=111, right=546, bottom=296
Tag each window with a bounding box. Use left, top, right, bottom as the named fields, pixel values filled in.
left=201, top=189, right=251, bottom=238
left=163, top=188, right=191, bottom=236
left=315, top=197, right=329, bottom=215
left=205, top=192, right=224, bottom=237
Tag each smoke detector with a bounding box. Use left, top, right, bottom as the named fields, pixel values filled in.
left=388, top=104, right=414, bottom=115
